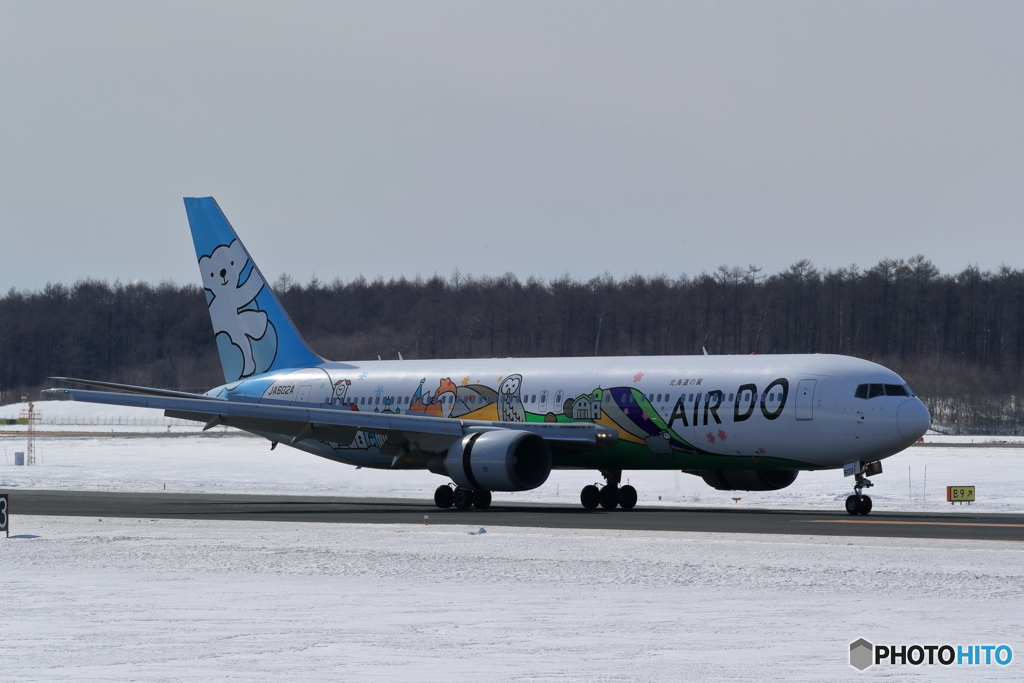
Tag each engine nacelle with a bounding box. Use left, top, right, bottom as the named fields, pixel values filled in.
left=439, top=430, right=552, bottom=492
left=692, top=469, right=799, bottom=491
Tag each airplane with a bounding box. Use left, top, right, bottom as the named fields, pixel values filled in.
left=47, top=197, right=931, bottom=515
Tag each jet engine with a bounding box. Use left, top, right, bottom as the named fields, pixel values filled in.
left=431, top=430, right=552, bottom=492
left=690, top=469, right=799, bottom=491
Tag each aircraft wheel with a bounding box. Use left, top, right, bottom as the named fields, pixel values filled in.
left=580, top=484, right=600, bottom=509
left=454, top=488, right=474, bottom=510
left=599, top=485, right=620, bottom=509
left=845, top=495, right=860, bottom=516
left=434, top=485, right=454, bottom=509
left=473, top=490, right=492, bottom=510
left=858, top=495, right=872, bottom=515
left=619, top=485, right=637, bottom=510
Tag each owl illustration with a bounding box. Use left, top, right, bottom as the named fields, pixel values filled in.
left=497, top=374, right=526, bottom=423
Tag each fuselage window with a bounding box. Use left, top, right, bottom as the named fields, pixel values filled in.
left=688, top=393, right=694, bottom=402
left=769, top=393, right=775, bottom=401
left=728, top=393, right=734, bottom=403
left=555, top=391, right=563, bottom=405
left=604, top=393, right=611, bottom=402
left=656, top=394, right=662, bottom=402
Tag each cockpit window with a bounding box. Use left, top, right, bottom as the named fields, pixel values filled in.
left=855, top=383, right=912, bottom=399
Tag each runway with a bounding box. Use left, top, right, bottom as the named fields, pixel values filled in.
left=4, top=489, right=1023, bottom=541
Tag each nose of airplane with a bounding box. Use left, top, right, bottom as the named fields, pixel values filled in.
left=896, top=398, right=931, bottom=441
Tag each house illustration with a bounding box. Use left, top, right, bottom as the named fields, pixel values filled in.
left=572, top=391, right=603, bottom=420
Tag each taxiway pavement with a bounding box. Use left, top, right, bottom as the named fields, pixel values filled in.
left=3, top=489, right=1023, bottom=541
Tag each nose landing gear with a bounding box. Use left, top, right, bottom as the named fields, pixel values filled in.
left=845, top=472, right=874, bottom=515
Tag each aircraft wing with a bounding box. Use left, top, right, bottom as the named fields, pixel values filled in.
left=44, top=385, right=619, bottom=454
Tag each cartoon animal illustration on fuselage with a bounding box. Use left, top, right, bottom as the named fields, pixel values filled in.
left=331, top=379, right=356, bottom=409
left=644, top=430, right=673, bottom=455
left=199, top=240, right=269, bottom=378
left=434, top=378, right=459, bottom=418
left=498, top=374, right=526, bottom=423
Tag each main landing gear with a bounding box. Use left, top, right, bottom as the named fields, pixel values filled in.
left=434, top=484, right=491, bottom=510
left=580, top=469, right=637, bottom=511
left=845, top=472, right=874, bottom=516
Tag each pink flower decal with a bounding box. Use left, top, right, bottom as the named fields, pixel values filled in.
left=717, top=430, right=727, bottom=441
left=705, top=432, right=716, bottom=444
left=633, top=372, right=644, bottom=382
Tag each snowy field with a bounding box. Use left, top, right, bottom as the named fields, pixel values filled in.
left=3, top=403, right=1023, bottom=680
left=2, top=399, right=1022, bottom=514
left=1, top=430, right=1021, bottom=514
left=1, top=517, right=1020, bottom=682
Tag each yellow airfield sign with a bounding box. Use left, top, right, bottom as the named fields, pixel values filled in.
left=946, top=486, right=976, bottom=503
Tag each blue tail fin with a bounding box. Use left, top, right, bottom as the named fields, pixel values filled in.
left=183, top=197, right=322, bottom=383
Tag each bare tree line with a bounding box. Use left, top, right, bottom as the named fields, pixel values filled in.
left=3, top=255, right=1024, bottom=433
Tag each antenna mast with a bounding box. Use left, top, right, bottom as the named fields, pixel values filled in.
left=19, top=401, right=40, bottom=465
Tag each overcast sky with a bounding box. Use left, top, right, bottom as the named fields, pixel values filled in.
left=2, top=1, right=1022, bottom=292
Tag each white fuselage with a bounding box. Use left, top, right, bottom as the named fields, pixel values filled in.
left=211, top=352, right=930, bottom=473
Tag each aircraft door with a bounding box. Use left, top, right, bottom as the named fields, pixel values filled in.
left=297, top=384, right=312, bottom=402
left=795, top=379, right=816, bottom=420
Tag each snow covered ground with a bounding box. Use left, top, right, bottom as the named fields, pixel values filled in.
left=1, top=429, right=1021, bottom=513
left=0, top=399, right=223, bottom=434
left=3, top=517, right=1021, bottom=682
left=3, top=402, right=1023, bottom=680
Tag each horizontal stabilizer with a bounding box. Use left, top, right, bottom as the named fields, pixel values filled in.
left=49, top=377, right=217, bottom=399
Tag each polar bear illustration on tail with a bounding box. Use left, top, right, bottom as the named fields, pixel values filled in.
left=199, top=240, right=270, bottom=378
